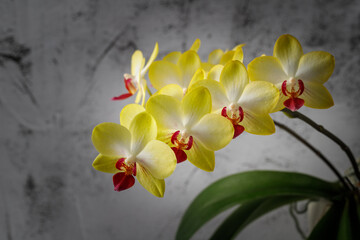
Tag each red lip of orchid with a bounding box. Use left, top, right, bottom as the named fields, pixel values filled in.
left=112, top=158, right=137, bottom=191
left=112, top=75, right=137, bottom=101
left=221, top=106, right=245, bottom=139
left=171, top=130, right=194, bottom=163
left=281, top=78, right=305, bottom=112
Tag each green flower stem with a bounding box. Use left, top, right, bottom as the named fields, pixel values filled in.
left=281, top=108, right=360, bottom=183
left=274, top=120, right=350, bottom=191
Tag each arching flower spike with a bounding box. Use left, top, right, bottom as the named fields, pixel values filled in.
left=91, top=111, right=176, bottom=197
left=248, top=34, right=334, bottom=112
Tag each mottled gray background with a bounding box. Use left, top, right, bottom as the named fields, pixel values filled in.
left=1, top=0, right=359, bottom=239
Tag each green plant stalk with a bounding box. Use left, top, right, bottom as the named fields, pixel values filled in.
left=282, top=108, right=360, bottom=182
left=274, top=120, right=350, bottom=191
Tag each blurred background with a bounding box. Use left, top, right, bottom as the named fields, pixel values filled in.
left=1, top=0, right=359, bottom=239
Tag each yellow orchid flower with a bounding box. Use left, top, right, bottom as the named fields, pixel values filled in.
left=161, top=39, right=201, bottom=65
left=91, top=111, right=176, bottom=197
left=146, top=86, right=234, bottom=172
left=248, top=34, right=335, bottom=112
left=189, top=60, right=279, bottom=138
left=112, top=42, right=159, bottom=106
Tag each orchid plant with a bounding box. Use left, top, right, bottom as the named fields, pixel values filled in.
left=91, top=35, right=360, bottom=239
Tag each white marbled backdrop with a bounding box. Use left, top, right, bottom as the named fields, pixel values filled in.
left=1, top=0, right=360, bottom=239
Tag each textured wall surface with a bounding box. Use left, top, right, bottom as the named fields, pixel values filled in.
left=1, top=0, right=360, bottom=239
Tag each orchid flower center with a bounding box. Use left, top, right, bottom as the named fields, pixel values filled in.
left=221, top=104, right=245, bottom=139
left=170, top=130, right=194, bottom=163
left=116, top=158, right=137, bottom=176
left=124, top=73, right=138, bottom=94
left=281, top=78, right=305, bottom=111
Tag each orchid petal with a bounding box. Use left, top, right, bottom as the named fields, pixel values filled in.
left=220, top=51, right=236, bottom=65
left=190, top=39, right=201, bottom=52
left=178, top=50, right=201, bottom=88
left=155, top=84, right=184, bottom=101
left=141, top=42, right=159, bottom=75
left=296, top=51, right=335, bottom=84
left=273, top=34, right=303, bottom=77
left=247, top=56, right=288, bottom=84
left=220, top=60, right=248, bottom=102
left=241, top=112, right=275, bottom=135
left=232, top=47, right=244, bottom=62
left=149, top=60, right=182, bottom=90
left=187, top=140, right=215, bottom=172
left=207, top=65, right=223, bottom=82
left=131, top=50, right=145, bottom=76
left=191, top=114, right=234, bottom=151
left=208, top=49, right=224, bottom=65
left=238, top=81, right=279, bottom=115
left=163, top=51, right=181, bottom=64
left=136, top=140, right=176, bottom=179
left=181, top=87, right=211, bottom=128
left=92, top=122, right=131, bottom=157
left=92, top=154, right=119, bottom=174
left=302, top=82, right=334, bottom=109
left=120, top=104, right=145, bottom=129
left=136, top=163, right=165, bottom=198
left=188, top=68, right=206, bottom=89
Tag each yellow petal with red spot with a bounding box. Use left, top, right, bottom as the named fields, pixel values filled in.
left=296, top=51, right=335, bottom=84
left=136, top=163, right=165, bottom=198
left=92, top=122, right=131, bottom=157
left=220, top=60, right=248, bottom=102
left=247, top=56, right=287, bottom=84
left=146, top=94, right=183, bottom=131
left=92, top=154, right=119, bottom=174
left=187, top=140, right=215, bottom=172
left=208, top=49, right=224, bottom=65
left=120, top=104, right=145, bottom=129
left=149, top=60, right=182, bottom=90
left=191, top=113, right=233, bottom=151
left=131, top=50, right=145, bottom=76
left=242, top=112, right=275, bottom=135
left=207, top=65, right=223, bottom=82
left=163, top=51, right=181, bottom=64
left=129, top=112, right=157, bottom=155
left=302, top=81, right=334, bottom=109
left=178, top=50, right=201, bottom=88
left=273, top=34, right=303, bottom=77
left=155, top=84, right=184, bottom=101
left=238, top=81, right=279, bottom=115
left=181, top=87, right=211, bottom=128
left=136, top=140, right=176, bottom=179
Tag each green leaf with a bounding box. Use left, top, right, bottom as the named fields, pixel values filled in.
left=308, top=201, right=344, bottom=240
left=337, top=199, right=352, bottom=240
left=210, top=196, right=304, bottom=240
left=176, top=170, right=343, bottom=240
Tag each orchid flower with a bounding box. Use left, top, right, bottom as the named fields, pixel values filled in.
left=247, top=34, right=334, bottom=112
left=189, top=60, right=279, bottom=138
left=146, top=86, right=234, bottom=171
left=112, top=42, right=159, bottom=106
left=91, top=111, right=176, bottom=197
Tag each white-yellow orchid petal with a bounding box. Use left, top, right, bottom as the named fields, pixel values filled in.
left=120, top=104, right=145, bottom=129
left=134, top=88, right=142, bottom=104
left=220, top=51, right=236, bottom=65
left=149, top=60, right=182, bottom=90
left=232, top=47, right=244, bottom=62
left=131, top=50, right=145, bottom=76
left=273, top=34, right=303, bottom=77
left=232, top=43, right=246, bottom=50
left=136, top=140, right=176, bottom=179
left=188, top=68, right=206, bottom=90
left=201, top=62, right=214, bottom=73
left=92, top=154, right=119, bottom=174
left=208, top=49, right=224, bottom=65
left=92, top=122, right=131, bottom=157
left=190, top=39, right=201, bottom=52
left=141, top=42, right=159, bottom=75
left=302, top=81, right=334, bottom=109
left=207, top=65, right=223, bottom=82
left=136, top=163, right=165, bottom=198
left=129, top=112, right=157, bottom=155
left=155, top=84, right=184, bottom=101
left=163, top=51, right=181, bottom=64
left=178, top=50, right=201, bottom=88
left=220, top=60, right=248, bottom=102
left=191, top=114, right=233, bottom=151
left=238, top=81, right=279, bottom=115
left=241, top=112, right=275, bottom=135
left=187, top=140, right=215, bottom=172
left=146, top=94, right=183, bottom=131
left=190, top=79, right=229, bottom=112
left=247, top=56, right=288, bottom=84
left=296, top=51, right=335, bottom=84
left=181, top=87, right=211, bottom=128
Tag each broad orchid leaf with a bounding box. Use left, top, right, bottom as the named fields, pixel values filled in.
left=176, top=171, right=343, bottom=240
left=210, top=196, right=304, bottom=240
left=337, top=199, right=352, bottom=240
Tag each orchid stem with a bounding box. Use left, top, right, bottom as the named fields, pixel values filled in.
left=281, top=108, right=360, bottom=182
left=274, top=120, right=350, bottom=190
left=146, top=86, right=153, bottom=96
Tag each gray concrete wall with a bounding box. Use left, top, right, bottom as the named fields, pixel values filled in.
left=1, top=0, right=359, bottom=239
